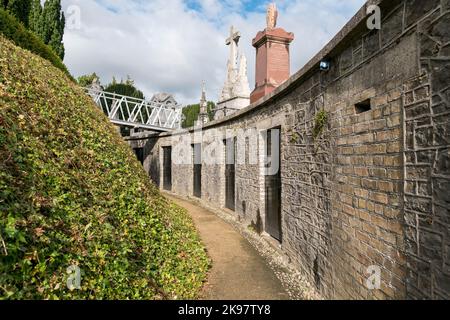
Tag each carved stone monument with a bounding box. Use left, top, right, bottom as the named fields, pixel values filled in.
left=88, top=77, right=103, bottom=92
left=266, top=3, right=278, bottom=29
left=250, top=3, right=294, bottom=103
left=196, top=81, right=209, bottom=126
left=215, top=26, right=251, bottom=120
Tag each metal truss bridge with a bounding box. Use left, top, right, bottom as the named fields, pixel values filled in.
left=85, top=88, right=182, bottom=132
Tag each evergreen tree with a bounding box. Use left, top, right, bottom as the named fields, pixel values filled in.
left=28, top=0, right=42, bottom=39
left=182, top=102, right=216, bottom=128
left=77, top=73, right=100, bottom=87
left=41, top=0, right=65, bottom=60
left=2, top=0, right=31, bottom=27
left=104, top=77, right=145, bottom=137
left=26, top=0, right=65, bottom=60
left=104, top=77, right=145, bottom=100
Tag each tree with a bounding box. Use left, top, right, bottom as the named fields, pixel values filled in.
left=104, top=76, right=145, bottom=100
left=77, top=73, right=100, bottom=87
left=2, top=0, right=31, bottom=27
left=182, top=104, right=200, bottom=128
left=28, top=0, right=41, bottom=35
left=2, top=0, right=65, bottom=60
left=182, top=102, right=215, bottom=128
left=41, top=0, right=65, bottom=60
left=104, top=76, right=145, bottom=136
left=25, top=0, right=65, bottom=60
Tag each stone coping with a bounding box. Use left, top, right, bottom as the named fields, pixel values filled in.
left=252, top=28, right=295, bottom=47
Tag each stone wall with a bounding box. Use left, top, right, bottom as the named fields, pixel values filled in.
left=402, top=0, right=450, bottom=299
left=126, top=0, right=449, bottom=299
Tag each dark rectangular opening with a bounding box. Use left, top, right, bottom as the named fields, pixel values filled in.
left=265, top=127, right=282, bottom=242
left=192, top=144, right=202, bottom=198
left=162, top=146, right=172, bottom=191
left=355, top=99, right=372, bottom=114
left=134, top=148, right=144, bottom=165
left=224, top=138, right=236, bottom=211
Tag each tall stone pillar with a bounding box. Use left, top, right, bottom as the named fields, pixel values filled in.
left=250, top=4, right=294, bottom=104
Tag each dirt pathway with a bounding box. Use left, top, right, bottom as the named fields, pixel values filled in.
left=165, top=194, right=289, bottom=300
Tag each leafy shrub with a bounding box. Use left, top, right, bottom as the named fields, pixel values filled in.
left=0, top=35, right=209, bottom=299
left=0, top=8, right=72, bottom=81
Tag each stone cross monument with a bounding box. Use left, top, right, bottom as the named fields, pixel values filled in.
left=215, top=25, right=251, bottom=120
left=225, top=26, right=240, bottom=82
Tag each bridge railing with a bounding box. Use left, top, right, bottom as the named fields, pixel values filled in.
left=85, top=88, right=182, bottom=132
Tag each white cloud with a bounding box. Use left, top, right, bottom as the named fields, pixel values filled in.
left=62, top=0, right=366, bottom=105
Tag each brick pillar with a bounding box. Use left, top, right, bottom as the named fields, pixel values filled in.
left=250, top=28, right=294, bottom=104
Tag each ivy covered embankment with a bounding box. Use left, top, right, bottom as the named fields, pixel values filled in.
left=0, top=35, right=209, bottom=299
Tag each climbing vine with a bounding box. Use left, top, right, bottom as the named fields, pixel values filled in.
left=290, top=131, right=300, bottom=144
left=312, top=110, right=328, bottom=140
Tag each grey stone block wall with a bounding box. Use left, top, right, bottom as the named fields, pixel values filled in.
left=403, top=1, right=450, bottom=299
left=125, top=0, right=449, bottom=299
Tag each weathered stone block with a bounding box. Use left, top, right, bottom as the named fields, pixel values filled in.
left=382, top=6, right=404, bottom=46
left=443, top=0, right=450, bottom=11
left=387, top=114, right=401, bottom=127
left=405, top=195, right=432, bottom=213
left=405, top=180, right=417, bottom=194
left=340, top=46, right=353, bottom=74
left=363, top=30, right=380, bottom=58
left=428, top=12, right=450, bottom=44
left=416, top=150, right=435, bottom=164
left=421, top=34, right=441, bottom=57
left=434, top=122, right=450, bottom=145
left=405, top=103, right=430, bottom=119
left=418, top=181, right=432, bottom=196
left=431, top=60, right=450, bottom=92
left=434, top=149, right=450, bottom=175
left=433, top=177, right=450, bottom=204
left=405, top=0, right=440, bottom=27
left=406, top=166, right=431, bottom=179
left=415, top=127, right=434, bottom=148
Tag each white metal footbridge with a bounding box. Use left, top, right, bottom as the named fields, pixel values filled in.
left=85, top=88, right=182, bottom=132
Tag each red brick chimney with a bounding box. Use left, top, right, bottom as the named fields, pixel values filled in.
left=250, top=5, right=294, bottom=104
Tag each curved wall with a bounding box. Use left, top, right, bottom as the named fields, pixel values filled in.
left=127, top=0, right=450, bottom=299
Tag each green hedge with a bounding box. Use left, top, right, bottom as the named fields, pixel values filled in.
left=0, top=8, right=73, bottom=80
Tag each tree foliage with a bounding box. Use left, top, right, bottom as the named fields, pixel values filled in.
left=77, top=73, right=100, bottom=88
left=1, top=0, right=31, bottom=27
left=104, top=76, right=145, bottom=100
left=2, top=0, right=65, bottom=60
left=182, top=102, right=215, bottom=128
left=0, top=9, right=72, bottom=80
left=104, top=77, right=145, bottom=136
left=0, top=35, right=209, bottom=300
left=28, top=0, right=40, bottom=33
left=39, top=0, right=65, bottom=60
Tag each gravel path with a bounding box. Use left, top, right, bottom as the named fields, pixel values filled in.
left=164, top=193, right=320, bottom=300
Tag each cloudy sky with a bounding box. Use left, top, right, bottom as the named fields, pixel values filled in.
left=62, top=0, right=366, bottom=105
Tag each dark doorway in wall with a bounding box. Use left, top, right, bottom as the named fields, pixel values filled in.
left=265, top=127, right=282, bottom=242
left=224, top=138, right=236, bottom=211
left=163, top=146, right=172, bottom=191
left=134, top=148, right=144, bottom=165
left=192, top=144, right=202, bottom=198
